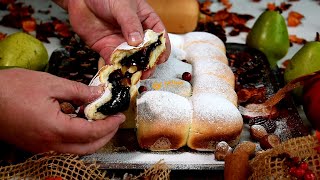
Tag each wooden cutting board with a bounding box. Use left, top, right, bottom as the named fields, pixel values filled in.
left=146, top=0, right=199, bottom=34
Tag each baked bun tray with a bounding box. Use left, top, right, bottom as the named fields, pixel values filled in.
left=49, top=42, right=309, bottom=170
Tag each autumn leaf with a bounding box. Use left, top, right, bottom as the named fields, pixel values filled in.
left=288, top=11, right=304, bottom=27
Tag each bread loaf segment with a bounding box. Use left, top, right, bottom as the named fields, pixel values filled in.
left=192, top=74, right=238, bottom=105
left=185, top=43, right=229, bottom=65
left=192, top=59, right=235, bottom=87
left=187, top=94, right=243, bottom=151
left=136, top=91, right=192, bottom=151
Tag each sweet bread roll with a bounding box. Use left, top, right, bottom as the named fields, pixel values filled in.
left=192, top=74, right=238, bottom=106
left=187, top=94, right=243, bottom=151
left=84, top=30, right=166, bottom=121
left=140, top=78, right=192, bottom=97
left=136, top=91, right=192, bottom=151
left=183, top=31, right=226, bottom=54
left=184, top=43, right=228, bottom=65
left=192, top=59, right=235, bottom=87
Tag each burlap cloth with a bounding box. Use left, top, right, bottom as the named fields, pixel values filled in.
left=249, top=135, right=320, bottom=179
left=0, top=152, right=170, bottom=180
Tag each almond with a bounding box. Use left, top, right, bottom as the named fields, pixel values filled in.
left=233, top=141, right=256, bottom=157
left=250, top=124, right=268, bottom=141
left=259, top=134, right=281, bottom=150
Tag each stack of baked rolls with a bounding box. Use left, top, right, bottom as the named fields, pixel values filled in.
left=137, top=32, right=243, bottom=151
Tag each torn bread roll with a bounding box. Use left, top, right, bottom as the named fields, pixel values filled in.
left=84, top=29, right=166, bottom=121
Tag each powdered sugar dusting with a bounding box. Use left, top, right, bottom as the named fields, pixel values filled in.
left=192, top=93, right=242, bottom=124
left=192, top=74, right=237, bottom=105
left=274, top=121, right=291, bottom=141
left=168, top=33, right=185, bottom=50
left=193, top=59, right=235, bottom=87
left=150, top=55, right=191, bottom=80
left=137, top=91, right=192, bottom=124
left=185, top=43, right=228, bottom=65
left=183, top=31, right=226, bottom=54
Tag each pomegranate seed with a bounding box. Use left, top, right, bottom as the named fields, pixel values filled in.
left=182, top=72, right=192, bottom=82
left=138, top=86, right=147, bottom=94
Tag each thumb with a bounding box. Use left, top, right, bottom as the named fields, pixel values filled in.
left=113, top=2, right=144, bottom=46
left=51, top=78, right=103, bottom=105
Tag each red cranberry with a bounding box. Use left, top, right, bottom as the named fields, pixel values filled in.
left=294, top=168, right=306, bottom=178
left=304, top=171, right=316, bottom=180
left=299, top=162, right=309, bottom=170
left=289, top=167, right=297, bottom=175
left=138, top=86, right=147, bottom=94
left=182, top=72, right=192, bottom=82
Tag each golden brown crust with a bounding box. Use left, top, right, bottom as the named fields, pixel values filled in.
left=187, top=130, right=242, bottom=151
left=137, top=127, right=189, bottom=151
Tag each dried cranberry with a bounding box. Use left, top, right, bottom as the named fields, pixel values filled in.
left=138, top=86, right=147, bottom=94
left=182, top=72, right=192, bottom=82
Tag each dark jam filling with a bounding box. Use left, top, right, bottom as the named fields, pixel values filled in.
left=120, top=35, right=162, bottom=70
left=97, top=70, right=130, bottom=115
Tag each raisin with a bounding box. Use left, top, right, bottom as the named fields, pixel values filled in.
left=248, top=116, right=276, bottom=133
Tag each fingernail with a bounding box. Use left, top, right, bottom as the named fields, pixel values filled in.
left=129, top=32, right=142, bottom=45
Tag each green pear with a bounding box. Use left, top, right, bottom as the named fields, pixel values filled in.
left=284, top=41, right=320, bottom=99
left=0, top=32, right=48, bottom=71
left=246, top=10, right=289, bottom=69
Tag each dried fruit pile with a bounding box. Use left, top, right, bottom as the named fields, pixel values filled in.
left=0, top=0, right=73, bottom=42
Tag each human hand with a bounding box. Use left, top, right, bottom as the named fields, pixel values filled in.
left=64, top=0, right=171, bottom=79
left=0, top=68, right=125, bottom=154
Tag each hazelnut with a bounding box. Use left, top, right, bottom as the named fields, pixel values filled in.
left=250, top=125, right=268, bottom=141
left=259, top=134, right=281, bottom=150
left=214, top=141, right=232, bottom=161
left=60, top=102, right=75, bottom=114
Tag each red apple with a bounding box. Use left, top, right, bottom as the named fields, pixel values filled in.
left=303, top=75, right=320, bottom=130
